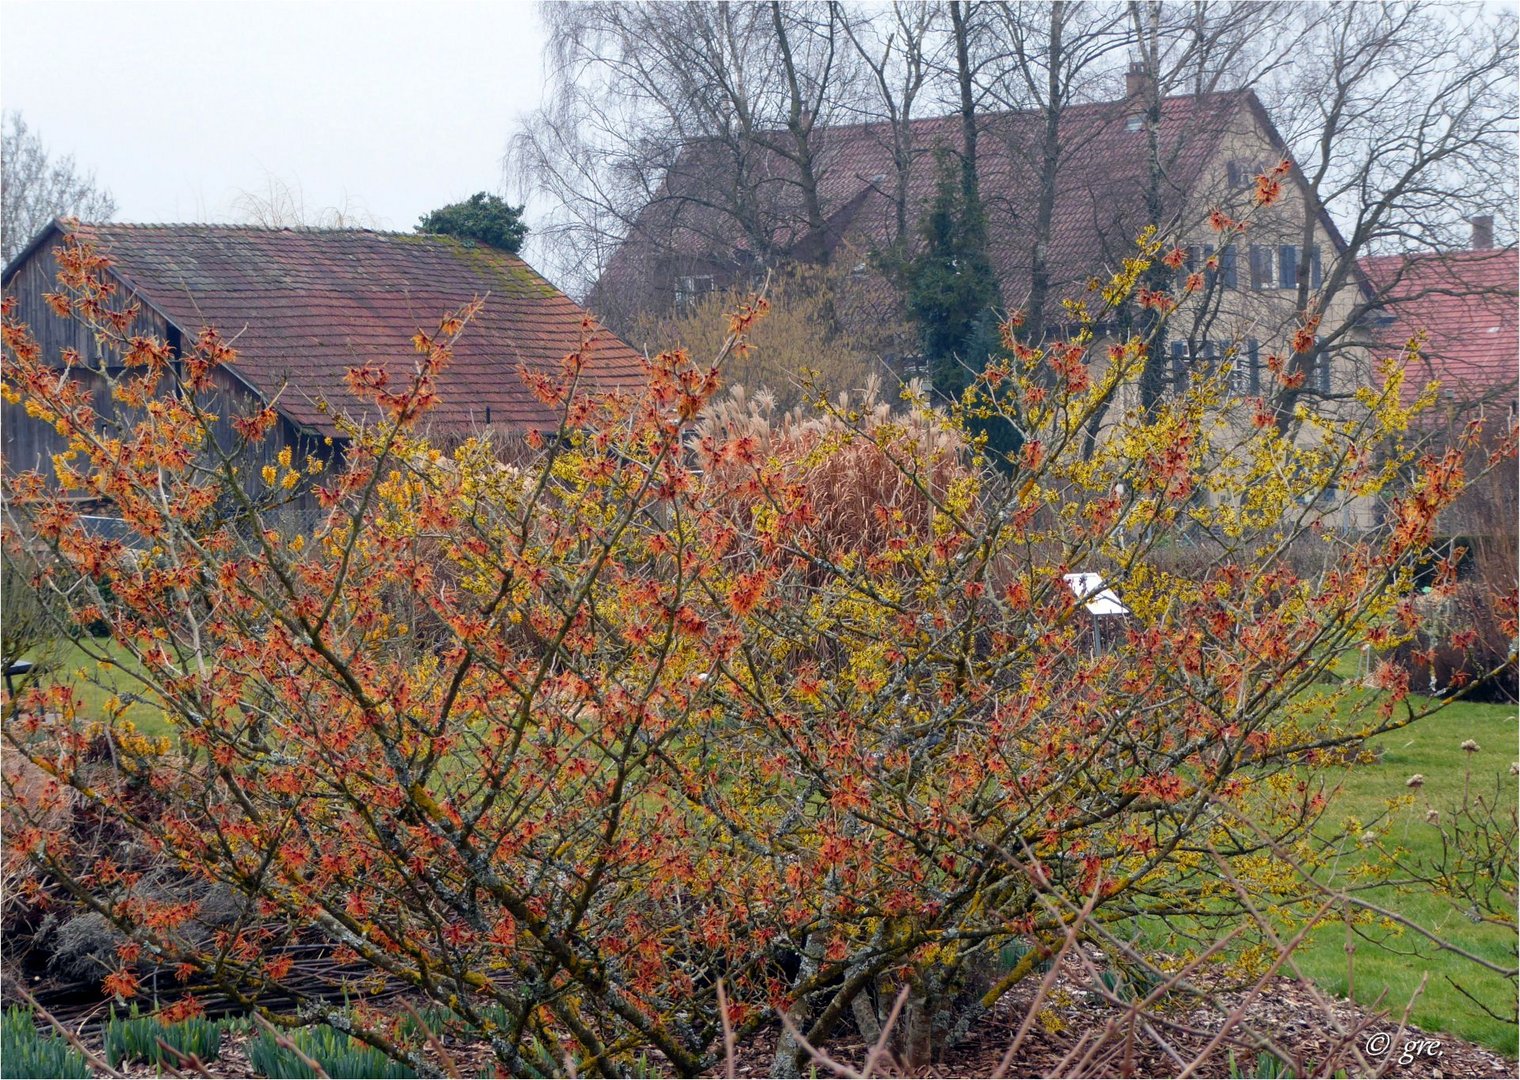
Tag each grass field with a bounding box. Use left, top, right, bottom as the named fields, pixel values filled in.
left=13, top=635, right=168, bottom=736
left=1294, top=694, right=1518, bottom=1055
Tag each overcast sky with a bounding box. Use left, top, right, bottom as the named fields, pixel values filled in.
left=2, top=1, right=549, bottom=235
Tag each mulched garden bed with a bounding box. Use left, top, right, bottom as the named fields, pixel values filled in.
left=38, top=947, right=1514, bottom=1080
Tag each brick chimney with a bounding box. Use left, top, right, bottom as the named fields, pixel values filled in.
left=1470, top=214, right=1495, bottom=250
left=1125, top=61, right=1152, bottom=100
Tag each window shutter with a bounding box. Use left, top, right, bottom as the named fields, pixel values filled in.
left=1278, top=245, right=1298, bottom=289
left=1310, top=245, right=1322, bottom=289
left=1220, top=247, right=1237, bottom=289
left=1170, top=341, right=1187, bottom=392
left=1203, top=245, right=1216, bottom=289
left=1317, top=349, right=1332, bottom=393
left=1249, top=245, right=1270, bottom=289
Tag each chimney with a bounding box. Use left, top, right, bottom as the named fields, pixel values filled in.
left=1125, top=61, right=1152, bottom=100
left=1470, top=214, right=1494, bottom=250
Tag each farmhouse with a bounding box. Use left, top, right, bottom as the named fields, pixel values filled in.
left=597, top=79, right=1361, bottom=397
left=2, top=220, right=647, bottom=494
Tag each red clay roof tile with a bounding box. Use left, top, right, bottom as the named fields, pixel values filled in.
left=1358, top=248, right=1518, bottom=411
left=61, top=223, right=646, bottom=437
left=608, top=91, right=1253, bottom=310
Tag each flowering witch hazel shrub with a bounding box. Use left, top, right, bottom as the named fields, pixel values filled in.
left=2, top=233, right=1515, bottom=1078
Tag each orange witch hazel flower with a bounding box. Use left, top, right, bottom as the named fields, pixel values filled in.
left=102, top=968, right=140, bottom=1000
left=1254, top=172, right=1283, bottom=207
left=1292, top=312, right=1322, bottom=353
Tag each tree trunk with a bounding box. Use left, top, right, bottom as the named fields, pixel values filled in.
left=1024, top=2, right=1067, bottom=349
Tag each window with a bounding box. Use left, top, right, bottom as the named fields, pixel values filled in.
left=1170, top=341, right=1188, bottom=393
left=1169, top=340, right=1220, bottom=392
left=1278, top=244, right=1298, bottom=289
left=674, top=274, right=714, bottom=313
left=1249, top=245, right=1272, bottom=289
left=1226, top=160, right=1268, bottom=190
left=1230, top=339, right=1261, bottom=395
left=1200, top=339, right=1219, bottom=375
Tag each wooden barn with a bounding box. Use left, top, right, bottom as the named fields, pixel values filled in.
left=2, top=220, right=647, bottom=503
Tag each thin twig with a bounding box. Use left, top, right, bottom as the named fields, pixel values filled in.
left=716, top=978, right=737, bottom=1080
left=860, top=984, right=910, bottom=1079
left=402, top=1001, right=461, bottom=1079
left=153, top=1036, right=215, bottom=1078
left=778, top=1006, right=863, bottom=1079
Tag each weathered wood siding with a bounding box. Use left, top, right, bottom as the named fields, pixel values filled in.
left=4, top=240, right=170, bottom=488
left=3, top=233, right=336, bottom=513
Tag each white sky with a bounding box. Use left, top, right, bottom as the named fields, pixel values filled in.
left=1, top=0, right=549, bottom=234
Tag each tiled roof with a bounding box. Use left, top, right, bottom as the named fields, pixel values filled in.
left=608, top=90, right=1254, bottom=310
left=1359, top=248, right=1518, bottom=410
left=50, top=223, right=647, bottom=437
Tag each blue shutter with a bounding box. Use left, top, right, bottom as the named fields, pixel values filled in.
left=1220, top=247, right=1237, bottom=288
left=1170, top=341, right=1187, bottom=392
left=1310, top=245, right=1322, bottom=289
left=1248, top=340, right=1260, bottom=394
left=1278, top=245, right=1298, bottom=288
left=1249, top=245, right=1270, bottom=289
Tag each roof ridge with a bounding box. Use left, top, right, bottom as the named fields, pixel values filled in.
left=74, top=220, right=421, bottom=238
left=816, top=87, right=1251, bottom=140
left=1359, top=246, right=1518, bottom=262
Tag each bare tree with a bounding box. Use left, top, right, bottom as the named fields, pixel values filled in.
left=229, top=173, right=377, bottom=229
left=1123, top=1, right=1515, bottom=422
left=838, top=2, right=950, bottom=253
left=1260, top=1, right=1518, bottom=424
left=978, top=2, right=1134, bottom=346
left=511, top=1, right=858, bottom=314
left=520, top=0, right=1516, bottom=416
left=1, top=112, right=115, bottom=264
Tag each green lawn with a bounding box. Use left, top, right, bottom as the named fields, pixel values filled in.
left=1296, top=695, right=1518, bottom=1055
left=12, top=636, right=170, bottom=737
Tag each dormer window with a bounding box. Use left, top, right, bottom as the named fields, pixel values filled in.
left=1126, top=115, right=1143, bottom=132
